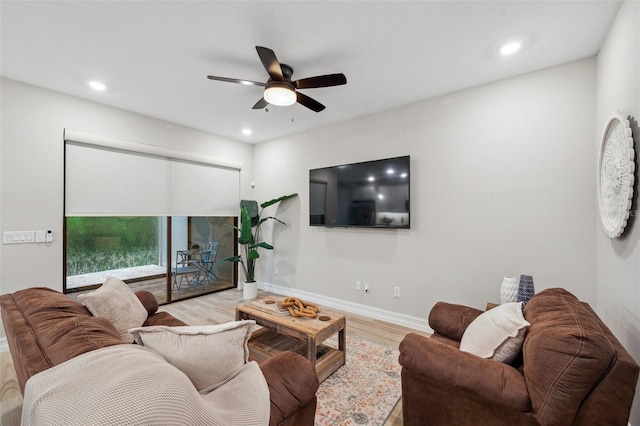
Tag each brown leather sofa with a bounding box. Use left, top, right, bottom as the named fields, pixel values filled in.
left=399, top=288, right=639, bottom=426
left=1, top=287, right=319, bottom=426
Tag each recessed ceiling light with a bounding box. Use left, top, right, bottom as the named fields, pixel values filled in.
left=400, top=172, right=408, bottom=178
left=241, top=128, right=252, bottom=136
left=88, top=80, right=107, bottom=91
left=368, top=176, right=375, bottom=182
left=386, top=168, right=394, bottom=175
left=500, top=41, right=521, bottom=56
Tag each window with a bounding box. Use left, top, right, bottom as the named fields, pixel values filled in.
left=65, top=215, right=236, bottom=303
left=66, top=216, right=160, bottom=278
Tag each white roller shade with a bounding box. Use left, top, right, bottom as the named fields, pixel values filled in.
left=169, top=158, right=239, bottom=216
left=65, top=130, right=240, bottom=217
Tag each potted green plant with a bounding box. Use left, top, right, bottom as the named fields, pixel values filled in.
left=223, top=193, right=298, bottom=299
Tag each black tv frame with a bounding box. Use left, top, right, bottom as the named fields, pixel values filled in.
left=309, top=155, right=410, bottom=229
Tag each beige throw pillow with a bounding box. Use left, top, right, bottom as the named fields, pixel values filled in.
left=77, top=276, right=148, bottom=343
left=459, top=301, right=530, bottom=363
left=129, top=320, right=256, bottom=392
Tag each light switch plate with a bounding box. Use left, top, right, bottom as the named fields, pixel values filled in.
left=36, top=230, right=46, bottom=243
left=3, top=231, right=37, bottom=244
left=3, top=232, right=15, bottom=244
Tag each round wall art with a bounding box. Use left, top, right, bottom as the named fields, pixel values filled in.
left=597, top=111, right=635, bottom=239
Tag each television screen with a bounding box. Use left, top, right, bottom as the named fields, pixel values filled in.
left=309, top=156, right=410, bottom=228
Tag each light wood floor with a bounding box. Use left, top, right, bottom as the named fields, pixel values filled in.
left=1, top=287, right=430, bottom=425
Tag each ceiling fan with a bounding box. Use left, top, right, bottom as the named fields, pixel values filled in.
left=207, top=46, right=347, bottom=113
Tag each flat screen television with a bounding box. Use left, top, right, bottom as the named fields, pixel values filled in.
left=309, top=156, right=410, bottom=228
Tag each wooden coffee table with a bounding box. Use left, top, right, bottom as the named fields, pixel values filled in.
left=235, top=298, right=346, bottom=382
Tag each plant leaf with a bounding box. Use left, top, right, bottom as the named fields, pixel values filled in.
left=257, top=216, right=287, bottom=228
left=252, top=242, right=273, bottom=250
left=224, top=223, right=242, bottom=233
left=248, top=249, right=260, bottom=260
left=221, top=255, right=242, bottom=263
left=260, top=193, right=298, bottom=209
left=241, top=200, right=260, bottom=227
left=238, top=205, right=253, bottom=244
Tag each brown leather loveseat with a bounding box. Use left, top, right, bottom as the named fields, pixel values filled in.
left=399, top=288, right=639, bottom=425
left=1, top=287, right=319, bottom=426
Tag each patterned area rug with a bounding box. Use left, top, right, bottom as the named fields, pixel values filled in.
left=315, top=334, right=401, bottom=426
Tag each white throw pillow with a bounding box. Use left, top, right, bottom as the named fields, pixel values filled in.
left=129, top=321, right=256, bottom=392
left=77, top=276, right=148, bottom=343
left=459, top=302, right=530, bottom=363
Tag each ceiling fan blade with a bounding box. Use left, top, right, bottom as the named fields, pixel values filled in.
left=252, top=97, right=268, bottom=110
left=207, top=75, right=265, bottom=87
left=256, top=46, right=283, bottom=81
left=296, top=92, right=325, bottom=112
left=294, top=73, right=347, bottom=89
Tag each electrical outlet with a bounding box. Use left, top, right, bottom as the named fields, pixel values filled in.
left=394, top=286, right=401, bottom=298
left=355, top=281, right=361, bottom=291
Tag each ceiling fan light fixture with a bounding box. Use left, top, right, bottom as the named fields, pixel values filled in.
left=263, top=82, right=296, bottom=106
left=207, top=46, right=344, bottom=112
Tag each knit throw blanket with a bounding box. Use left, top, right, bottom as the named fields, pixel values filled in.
left=21, top=345, right=270, bottom=426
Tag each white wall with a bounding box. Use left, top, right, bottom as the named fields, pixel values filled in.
left=0, top=77, right=253, bottom=298
left=595, top=1, right=640, bottom=423
left=253, top=58, right=597, bottom=321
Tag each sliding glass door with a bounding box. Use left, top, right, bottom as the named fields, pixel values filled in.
left=65, top=215, right=236, bottom=303
left=165, top=216, right=236, bottom=302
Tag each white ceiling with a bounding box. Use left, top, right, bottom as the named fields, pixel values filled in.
left=0, top=1, right=620, bottom=144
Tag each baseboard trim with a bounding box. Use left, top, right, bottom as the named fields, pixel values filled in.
left=0, top=337, right=8, bottom=353
left=259, top=282, right=431, bottom=333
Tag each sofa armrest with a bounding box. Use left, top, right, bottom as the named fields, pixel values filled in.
left=1, top=293, right=53, bottom=394
left=259, top=351, right=319, bottom=426
left=399, top=333, right=531, bottom=411
left=135, top=290, right=159, bottom=316
left=428, top=302, right=483, bottom=341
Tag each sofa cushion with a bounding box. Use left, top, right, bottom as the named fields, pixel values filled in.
left=523, top=288, right=616, bottom=426
left=14, top=287, right=91, bottom=320
left=10, top=288, right=124, bottom=365
left=459, top=302, right=530, bottom=363
left=78, top=276, right=148, bottom=343
left=129, top=321, right=255, bottom=392
left=44, top=317, right=124, bottom=366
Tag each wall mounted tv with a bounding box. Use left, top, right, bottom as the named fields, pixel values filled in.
left=309, top=156, right=410, bottom=228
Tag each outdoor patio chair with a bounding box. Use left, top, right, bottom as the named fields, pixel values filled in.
left=202, top=241, right=219, bottom=285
